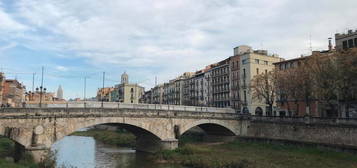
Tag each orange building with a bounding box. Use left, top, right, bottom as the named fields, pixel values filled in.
left=2, top=79, right=25, bottom=107
left=96, top=87, right=115, bottom=102
left=273, top=51, right=334, bottom=117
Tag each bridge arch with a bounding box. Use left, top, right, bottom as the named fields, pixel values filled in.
left=0, top=127, right=30, bottom=148
left=179, top=119, right=238, bottom=137
left=55, top=118, right=165, bottom=144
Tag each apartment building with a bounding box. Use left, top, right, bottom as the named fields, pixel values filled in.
left=273, top=50, right=335, bottom=117
left=211, top=58, right=230, bottom=108
left=239, top=47, right=282, bottom=115
left=189, top=71, right=205, bottom=106
left=0, top=73, right=4, bottom=105
left=142, top=45, right=282, bottom=115
left=97, top=87, right=114, bottom=102
left=335, top=29, right=357, bottom=50
left=2, top=79, right=25, bottom=107
left=152, top=84, right=164, bottom=104
left=141, top=90, right=152, bottom=104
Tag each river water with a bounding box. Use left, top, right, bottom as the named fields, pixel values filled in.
left=52, top=136, right=185, bottom=168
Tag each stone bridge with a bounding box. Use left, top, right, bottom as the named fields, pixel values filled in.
left=0, top=103, right=249, bottom=162
left=2, top=103, right=357, bottom=163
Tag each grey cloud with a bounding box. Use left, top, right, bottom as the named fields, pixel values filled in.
left=3, top=0, right=357, bottom=88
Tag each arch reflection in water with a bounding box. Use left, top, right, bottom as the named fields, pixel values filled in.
left=52, top=135, right=185, bottom=168
left=52, top=136, right=95, bottom=168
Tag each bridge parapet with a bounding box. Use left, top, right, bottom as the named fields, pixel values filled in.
left=0, top=108, right=241, bottom=120
left=23, top=102, right=235, bottom=113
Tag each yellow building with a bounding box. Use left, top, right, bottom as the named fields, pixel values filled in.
left=238, top=46, right=283, bottom=115
left=116, top=72, right=144, bottom=104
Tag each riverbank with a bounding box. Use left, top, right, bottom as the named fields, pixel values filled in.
left=0, top=137, right=38, bottom=168
left=155, top=140, right=357, bottom=168
left=71, top=129, right=136, bottom=147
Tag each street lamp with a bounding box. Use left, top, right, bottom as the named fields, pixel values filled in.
left=38, top=86, right=46, bottom=108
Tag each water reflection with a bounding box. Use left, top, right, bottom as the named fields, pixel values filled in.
left=52, top=136, right=184, bottom=168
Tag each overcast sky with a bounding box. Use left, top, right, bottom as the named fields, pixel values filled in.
left=0, top=0, right=357, bottom=99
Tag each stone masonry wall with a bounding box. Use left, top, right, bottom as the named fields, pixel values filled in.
left=245, top=118, right=357, bottom=149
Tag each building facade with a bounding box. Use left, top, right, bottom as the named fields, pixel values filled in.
left=335, top=29, right=357, bottom=50
left=2, top=79, right=25, bottom=107
left=141, top=45, right=282, bottom=115
left=0, top=73, right=4, bottom=105
left=189, top=71, right=205, bottom=106
left=141, top=90, right=152, bottom=104
left=151, top=84, right=164, bottom=104
left=115, top=72, right=145, bottom=104
left=211, top=58, right=230, bottom=108
left=230, top=52, right=242, bottom=110
left=96, top=87, right=114, bottom=102
left=239, top=47, right=282, bottom=116
left=273, top=51, right=333, bottom=117
left=204, top=69, right=212, bottom=106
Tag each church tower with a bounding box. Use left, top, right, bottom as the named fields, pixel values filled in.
left=121, top=72, right=129, bottom=84
left=57, top=85, right=63, bottom=99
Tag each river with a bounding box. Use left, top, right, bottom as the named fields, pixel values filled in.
left=52, top=136, right=185, bottom=168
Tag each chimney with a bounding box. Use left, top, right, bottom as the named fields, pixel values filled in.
left=328, top=37, right=333, bottom=51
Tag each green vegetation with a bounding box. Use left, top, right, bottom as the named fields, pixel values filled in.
left=155, top=140, right=357, bottom=168
left=71, top=129, right=136, bottom=147
left=0, top=137, right=38, bottom=168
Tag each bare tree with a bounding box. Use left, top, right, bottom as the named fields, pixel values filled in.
left=276, top=68, right=302, bottom=116
left=250, top=70, right=278, bottom=116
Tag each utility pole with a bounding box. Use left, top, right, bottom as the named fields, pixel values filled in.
left=84, top=76, right=87, bottom=107
left=101, top=72, right=105, bottom=108
left=32, top=73, right=35, bottom=93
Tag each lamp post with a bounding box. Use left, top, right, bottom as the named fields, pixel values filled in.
left=38, top=66, right=46, bottom=108
left=101, top=72, right=105, bottom=108
left=38, top=86, right=47, bottom=108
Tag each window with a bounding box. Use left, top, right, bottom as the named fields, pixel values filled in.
left=265, top=69, right=268, bottom=74
left=244, top=91, right=247, bottom=103
left=256, top=68, right=259, bottom=74
left=242, top=59, right=248, bottom=64
left=264, top=61, right=268, bottom=65
left=343, top=41, right=348, bottom=49
left=255, top=59, right=259, bottom=64
left=243, top=69, right=246, bottom=78
left=348, top=39, right=354, bottom=48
